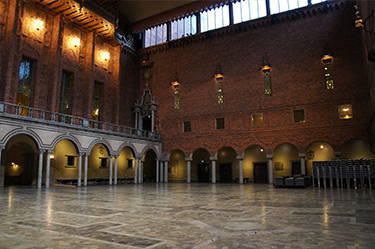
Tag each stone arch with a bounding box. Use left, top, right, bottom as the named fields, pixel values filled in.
left=1, top=128, right=43, bottom=150
left=216, top=146, right=238, bottom=183
left=140, top=144, right=160, bottom=158
left=340, top=139, right=374, bottom=160
left=273, top=143, right=300, bottom=177
left=3, top=134, right=40, bottom=186
left=50, top=135, right=82, bottom=153
left=243, top=144, right=268, bottom=183
left=169, top=149, right=186, bottom=182
left=191, top=148, right=211, bottom=183
left=117, top=141, right=137, bottom=157
left=87, top=139, right=114, bottom=155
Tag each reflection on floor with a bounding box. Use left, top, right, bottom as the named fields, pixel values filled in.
left=0, top=183, right=374, bottom=248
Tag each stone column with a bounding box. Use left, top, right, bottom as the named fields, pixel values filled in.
left=185, top=157, right=192, bottom=183
left=151, top=105, right=157, bottom=133
left=298, top=153, right=306, bottom=175
left=78, top=153, right=83, bottom=187
left=114, top=156, right=118, bottom=185
left=138, top=159, right=142, bottom=183
left=109, top=155, right=113, bottom=185
left=334, top=151, right=341, bottom=160
left=37, top=150, right=45, bottom=189
left=45, top=151, right=51, bottom=188
left=134, top=106, right=141, bottom=129
left=0, top=147, right=4, bottom=187
left=134, top=157, right=138, bottom=184
left=156, top=159, right=160, bottom=182
left=210, top=157, right=217, bottom=183
left=266, top=154, right=274, bottom=184
left=160, top=160, right=164, bottom=182
left=164, top=159, right=169, bottom=182
left=84, top=154, right=88, bottom=186
left=237, top=156, right=244, bottom=184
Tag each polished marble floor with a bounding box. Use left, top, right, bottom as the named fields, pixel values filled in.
left=0, top=183, right=374, bottom=249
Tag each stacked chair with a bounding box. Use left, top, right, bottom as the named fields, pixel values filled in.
left=312, top=159, right=374, bottom=189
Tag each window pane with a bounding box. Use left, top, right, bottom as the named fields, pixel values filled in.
left=185, top=16, right=191, bottom=35
left=250, top=0, right=259, bottom=19
left=223, top=5, right=230, bottom=26
left=191, top=15, right=197, bottom=34
left=233, top=1, right=242, bottom=24
left=298, top=0, right=308, bottom=8
left=201, top=11, right=208, bottom=32
left=242, top=0, right=250, bottom=22
left=162, top=24, right=167, bottom=42
left=289, top=0, right=299, bottom=10
left=258, top=0, right=267, bottom=17
left=270, top=0, right=280, bottom=14
left=279, top=0, right=289, bottom=13
left=145, top=29, right=150, bottom=47
left=171, top=21, right=178, bottom=39
left=311, top=0, right=325, bottom=4
left=178, top=19, right=184, bottom=37
left=150, top=27, right=156, bottom=46
left=216, top=6, right=223, bottom=29
left=207, top=8, right=215, bottom=30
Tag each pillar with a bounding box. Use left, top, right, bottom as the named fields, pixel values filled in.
left=210, top=157, right=217, bottom=183
left=156, top=159, right=159, bottom=182
left=298, top=153, right=306, bottom=175
left=237, top=156, right=244, bottom=184
left=266, top=154, right=274, bottom=184
left=84, top=154, right=88, bottom=186
left=78, top=153, right=83, bottom=187
left=334, top=151, right=341, bottom=160
left=114, top=156, right=118, bottom=185
left=160, top=160, right=164, bottom=182
left=45, top=151, right=51, bottom=188
left=37, top=150, right=45, bottom=189
left=151, top=105, right=156, bottom=133
left=138, top=159, right=142, bottom=183
left=134, top=157, right=138, bottom=184
left=164, top=159, right=169, bottom=182
left=0, top=147, right=4, bottom=187
left=109, top=155, right=113, bottom=185
left=185, top=158, right=192, bottom=183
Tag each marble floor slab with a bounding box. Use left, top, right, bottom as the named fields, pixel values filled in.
left=0, top=183, right=374, bottom=248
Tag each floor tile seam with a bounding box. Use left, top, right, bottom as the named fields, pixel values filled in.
left=9, top=222, right=150, bottom=249
left=98, top=228, right=172, bottom=244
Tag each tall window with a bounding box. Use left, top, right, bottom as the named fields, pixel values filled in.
left=233, top=0, right=267, bottom=24
left=17, top=58, right=35, bottom=108
left=92, top=82, right=102, bottom=120
left=59, top=71, right=72, bottom=115
left=201, top=5, right=230, bottom=32
left=171, top=15, right=197, bottom=40
left=216, top=75, right=224, bottom=103
left=173, top=83, right=180, bottom=109
left=270, top=0, right=308, bottom=15
left=145, top=24, right=167, bottom=47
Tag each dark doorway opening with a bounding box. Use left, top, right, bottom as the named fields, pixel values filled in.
left=254, top=162, right=268, bottom=183
left=291, top=161, right=301, bottom=175
left=197, top=164, right=210, bottom=183
left=143, top=116, right=151, bottom=131
left=219, top=163, right=232, bottom=183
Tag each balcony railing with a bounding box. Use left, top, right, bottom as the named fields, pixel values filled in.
left=0, top=101, right=161, bottom=141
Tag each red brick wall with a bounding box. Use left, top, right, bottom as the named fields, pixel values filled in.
left=138, top=1, right=372, bottom=156
left=0, top=0, right=125, bottom=124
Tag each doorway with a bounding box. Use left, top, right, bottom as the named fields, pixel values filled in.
left=253, top=162, right=268, bottom=183
left=197, top=164, right=209, bottom=183
left=291, top=161, right=301, bottom=175
left=219, top=163, right=232, bottom=183
left=142, top=116, right=151, bottom=131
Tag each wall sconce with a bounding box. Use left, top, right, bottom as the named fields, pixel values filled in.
left=171, top=73, right=180, bottom=109
left=12, top=162, right=18, bottom=168
left=33, top=18, right=44, bottom=31
left=101, top=51, right=110, bottom=61
left=338, top=104, right=353, bottom=119
left=261, top=64, right=272, bottom=97
left=322, top=54, right=334, bottom=89
left=50, top=152, right=55, bottom=159
left=71, top=37, right=80, bottom=47
left=354, top=5, right=363, bottom=28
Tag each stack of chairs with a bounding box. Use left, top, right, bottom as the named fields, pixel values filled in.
left=312, top=159, right=374, bottom=189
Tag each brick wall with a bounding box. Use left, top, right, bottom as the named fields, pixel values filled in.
left=137, top=1, right=372, bottom=156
